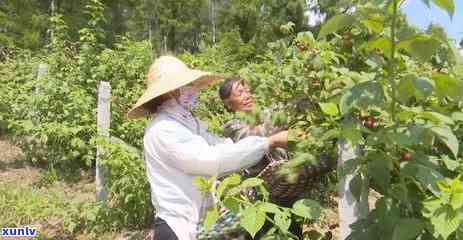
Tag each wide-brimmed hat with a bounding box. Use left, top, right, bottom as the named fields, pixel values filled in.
left=127, top=55, right=222, bottom=118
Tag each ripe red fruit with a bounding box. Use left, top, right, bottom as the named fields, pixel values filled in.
left=401, top=152, right=412, bottom=161
left=296, top=42, right=307, bottom=51
left=365, top=119, right=374, bottom=129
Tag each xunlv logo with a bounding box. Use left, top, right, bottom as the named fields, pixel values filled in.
left=1, top=227, right=37, bottom=237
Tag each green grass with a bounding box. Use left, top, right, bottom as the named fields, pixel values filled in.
left=0, top=183, right=63, bottom=226
left=0, top=180, right=105, bottom=239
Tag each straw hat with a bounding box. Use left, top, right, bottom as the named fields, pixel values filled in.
left=127, top=55, right=222, bottom=118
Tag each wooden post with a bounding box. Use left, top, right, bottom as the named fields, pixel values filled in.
left=337, top=141, right=369, bottom=239
left=96, top=81, right=111, bottom=202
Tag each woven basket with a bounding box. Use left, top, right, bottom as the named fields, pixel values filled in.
left=257, top=153, right=335, bottom=202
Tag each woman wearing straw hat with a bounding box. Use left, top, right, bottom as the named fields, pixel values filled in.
left=127, top=56, right=289, bottom=240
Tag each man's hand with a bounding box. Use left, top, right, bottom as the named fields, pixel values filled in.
left=268, top=130, right=288, bottom=148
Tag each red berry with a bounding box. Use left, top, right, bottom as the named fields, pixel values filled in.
left=296, top=42, right=307, bottom=51
left=401, top=152, right=412, bottom=161
left=365, top=120, right=374, bottom=129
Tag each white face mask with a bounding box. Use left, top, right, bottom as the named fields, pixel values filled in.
left=177, top=85, right=199, bottom=111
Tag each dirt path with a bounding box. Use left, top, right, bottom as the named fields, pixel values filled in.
left=0, top=137, right=41, bottom=186
left=0, top=137, right=22, bottom=163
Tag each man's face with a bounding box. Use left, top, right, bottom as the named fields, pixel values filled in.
left=226, top=81, right=254, bottom=112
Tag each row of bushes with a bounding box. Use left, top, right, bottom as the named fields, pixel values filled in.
left=0, top=18, right=260, bottom=235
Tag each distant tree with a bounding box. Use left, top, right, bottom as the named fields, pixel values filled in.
left=0, top=0, right=49, bottom=50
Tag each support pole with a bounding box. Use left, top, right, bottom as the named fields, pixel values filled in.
left=96, top=81, right=111, bottom=202
left=337, top=141, right=369, bottom=239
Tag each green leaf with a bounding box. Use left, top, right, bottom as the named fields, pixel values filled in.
left=431, top=74, right=463, bottom=101
left=296, top=31, right=316, bottom=47
left=217, top=174, right=241, bottom=198
left=397, top=35, right=441, bottom=62
left=397, top=110, right=416, bottom=121
left=320, top=129, right=341, bottom=142
left=20, top=120, right=34, bottom=132
left=451, top=112, right=463, bottom=122
left=241, top=177, right=264, bottom=188
left=283, top=153, right=315, bottom=170
left=431, top=0, right=455, bottom=18
left=387, top=131, right=418, bottom=147
left=442, top=155, right=460, bottom=171
left=203, top=208, right=219, bottom=231
left=291, top=199, right=322, bottom=219
left=193, top=177, right=214, bottom=194
left=280, top=21, right=296, bottom=34
left=417, top=111, right=454, bottom=125
left=318, top=14, right=355, bottom=39
left=340, top=81, right=385, bottom=114
left=223, top=197, right=240, bottom=213
left=227, top=186, right=243, bottom=196
left=368, top=154, right=392, bottom=193
left=421, top=0, right=431, bottom=7
left=401, top=162, right=444, bottom=195
left=392, top=218, right=424, bottom=240
left=274, top=211, right=291, bottom=232
left=431, top=206, right=461, bottom=239
left=241, top=206, right=266, bottom=238
left=349, top=173, right=364, bottom=201
left=258, top=202, right=281, bottom=214
left=319, top=102, right=339, bottom=116
left=449, top=178, right=463, bottom=210
left=288, top=128, right=300, bottom=151
left=338, top=158, right=360, bottom=177
left=341, top=122, right=363, bottom=145
left=422, top=199, right=442, bottom=219
left=397, top=75, right=435, bottom=103
left=361, top=18, right=384, bottom=34
left=430, top=126, right=459, bottom=159
left=320, top=129, right=340, bottom=141
left=363, top=37, right=392, bottom=58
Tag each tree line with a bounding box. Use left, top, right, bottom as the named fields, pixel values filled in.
left=0, top=0, right=360, bottom=53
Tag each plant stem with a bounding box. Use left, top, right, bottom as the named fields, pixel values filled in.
left=389, top=0, right=398, bottom=123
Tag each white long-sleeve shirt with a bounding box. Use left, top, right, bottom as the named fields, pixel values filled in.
left=144, top=113, right=270, bottom=240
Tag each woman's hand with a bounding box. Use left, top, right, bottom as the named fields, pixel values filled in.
left=268, top=130, right=288, bottom=148
left=296, top=131, right=306, bottom=140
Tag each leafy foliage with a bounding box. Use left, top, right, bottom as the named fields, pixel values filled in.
left=194, top=174, right=322, bottom=239
left=1, top=0, right=463, bottom=238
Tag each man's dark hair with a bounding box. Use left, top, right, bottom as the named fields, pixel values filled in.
left=219, top=76, right=241, bottom=100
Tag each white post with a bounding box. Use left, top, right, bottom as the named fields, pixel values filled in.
left=209, top=0, right=216, bottom=44
left=96, top=81, right=111, bottom=202
left=337, top=142, right=369, bottom=239
left=50, top=0, right=56, bottom=42
left=36, top=63, right=48, bottom=90
left=33, top=64, right=48, bottom=124
left=163, top=35, right=167, bottom=53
